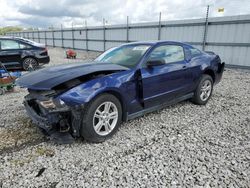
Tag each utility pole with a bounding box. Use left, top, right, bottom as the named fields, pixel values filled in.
left=85, top=20, right=88, bottom=51
left=61, top=24, right=64, bottom=48
left=126, top=16, right=129, bottom=42
left=202, top=5, right=210, bottom=51
left=158, top=12, right=162, bottom=40
left=72, top=22, right=75, bottom=49
left=103, top=18, right=106, bottom=51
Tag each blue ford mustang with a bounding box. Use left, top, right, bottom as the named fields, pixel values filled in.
left=16, top=41, right=224, bottom=143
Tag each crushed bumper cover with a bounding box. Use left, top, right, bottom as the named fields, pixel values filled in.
left=23, top=99, right=81, bottom=144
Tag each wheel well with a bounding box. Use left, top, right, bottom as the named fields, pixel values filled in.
left=103, top=90, right=127, bottom=122
left=203, top=69, right=215, bottom=82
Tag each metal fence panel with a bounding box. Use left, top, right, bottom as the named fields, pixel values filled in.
left=74, top=30, right=86, bottom=39
left=63, top=31, right=72, bottom=39
left=46, top=31, right=53, bottom=38
left=129, top=27, right=158, bottom=41
left=54, top=31, right=62, bottom=39
left=74, top=40, right=86, bottom=49
left=106, top=29, right=126, bottom=41
left=54, top=39, right=62, bottom=47
left=88, top=30, right=103, bottom=40
left=88, top=41, right=103, bottom=51
left=63, top=40, right=73, bottom=48
left=8, top=14, right=250, bottom=67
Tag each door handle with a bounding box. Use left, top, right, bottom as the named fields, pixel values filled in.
left=182, top=65, right=187, bottom=69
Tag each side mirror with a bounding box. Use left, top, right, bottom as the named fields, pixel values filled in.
left=147, top=59, right=165, bottom=67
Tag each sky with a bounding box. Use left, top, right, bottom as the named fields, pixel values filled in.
left=0, top=0, right=250, bottom=28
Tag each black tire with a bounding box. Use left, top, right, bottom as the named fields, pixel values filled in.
left=80, top=93, right=122, bottom=142
left=0, top=88, right=5, bottom=95
left=192, top=74, right=213, bottom=105
left=22, top=57, right=38, bottom=71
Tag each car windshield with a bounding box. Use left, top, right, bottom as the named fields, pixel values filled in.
left=95, top=45, right=151, bottom=68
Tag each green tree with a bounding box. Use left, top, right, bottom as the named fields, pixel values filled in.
left=0, top=26, right=23, bottom=36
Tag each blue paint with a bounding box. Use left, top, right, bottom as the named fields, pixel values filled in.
left=17, top=41, right=224, bottom=118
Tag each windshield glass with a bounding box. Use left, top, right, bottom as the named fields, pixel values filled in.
left=95, top=45, right=151, bottom=68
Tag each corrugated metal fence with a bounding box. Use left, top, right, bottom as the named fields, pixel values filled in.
left=8, top=14, right=250, bottom=68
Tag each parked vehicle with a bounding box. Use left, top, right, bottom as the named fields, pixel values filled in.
left=0, top=37, right=50, bottom=71
left=16, top=41, right=224, bottom=143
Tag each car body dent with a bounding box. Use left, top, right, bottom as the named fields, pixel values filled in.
left=16, top=62, right=129, bottom=90
left=58, top=69, right=135, bottom=108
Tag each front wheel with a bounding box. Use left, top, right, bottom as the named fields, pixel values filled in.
left=192, top=74, right=213, bottom=105
left=80, top=93, right=122, bottom=142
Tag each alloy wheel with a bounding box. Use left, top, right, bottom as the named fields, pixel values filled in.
left=200, top=80, right=212, bottom=101
left=93, top=101, right=119, bottom=136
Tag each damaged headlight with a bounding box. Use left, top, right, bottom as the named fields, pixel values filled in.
left=39, top=98, right=65, bottom=109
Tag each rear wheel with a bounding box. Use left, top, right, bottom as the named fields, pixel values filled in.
left=80, top=93, right=122, bottom=142
left=22, top=57, right=38, bottom=71
left=192, top=74, right=213, bottom=105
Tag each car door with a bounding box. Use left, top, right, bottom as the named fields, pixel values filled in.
left=140, top=44, right=193, bottom=108
left=0, top=39, right=22, bottom=69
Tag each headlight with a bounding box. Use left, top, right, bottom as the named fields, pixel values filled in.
left=39, top=98, right=65, bottom=109
left=39, top=99, right=56, bottom=109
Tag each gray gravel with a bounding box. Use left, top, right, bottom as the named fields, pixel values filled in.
left=0, top=47, right=250, bottom=187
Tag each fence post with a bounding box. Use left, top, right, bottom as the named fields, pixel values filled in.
left=72, top=23, right=75, bottom=49
left=126, top=16, right=129, bottom=43
left=32, top=30, right=35, bottom=41
left=85, top=21, right=88, bottom=51
left=103, top=18, right=106, bottom=51
left=202, top=5, right=209, bottom=51
left=61, top=24, right=64, bottom=48
left=158, top=12, right=162, bottom=40
left=52, top=27, right=55, bottom=47
left=38, top=28, right=41, bottom=43
left=45, top=30, right=47, bottom=46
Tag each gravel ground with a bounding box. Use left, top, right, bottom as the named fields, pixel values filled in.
left=0, top=47, right=250, bottom=187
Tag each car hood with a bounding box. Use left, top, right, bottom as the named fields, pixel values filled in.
left=16, top=62, right=129, bottom=90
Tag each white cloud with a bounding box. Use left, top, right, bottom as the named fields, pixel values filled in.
left=0, top=0, right=250, bottom=28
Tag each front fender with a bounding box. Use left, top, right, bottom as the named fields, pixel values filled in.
left=58, top=74, right=128, bottom=107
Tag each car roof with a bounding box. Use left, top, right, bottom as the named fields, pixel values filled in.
left=0, top=36, right=25, bottom=41
left=122, top=40, right=194, bottom=48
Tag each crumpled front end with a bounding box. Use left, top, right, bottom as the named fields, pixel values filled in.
left=24, top=90, right=82, bottom=144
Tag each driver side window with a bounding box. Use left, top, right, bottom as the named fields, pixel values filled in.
left=149, top=45, right=185, bottom=64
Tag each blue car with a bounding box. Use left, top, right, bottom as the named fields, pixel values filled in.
left=16, top=41, right=225, bottom=143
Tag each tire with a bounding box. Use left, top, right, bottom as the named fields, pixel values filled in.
left=0, top=88, right=5, bottom=95
left=22, top=57, right=38, bottom=71
left=80, top=93, right=122, bottom=142
left=192, top=74, right=213, bottom=105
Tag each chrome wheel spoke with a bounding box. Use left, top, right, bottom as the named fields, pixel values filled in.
left=104, top=121, right=111, bottom=132
left=104, top=102, right=111, bottom=113
left=93, top=101, right=118, bottom=136
left=200, top=79, right=212, bottom=101
left=109, top=111, right=118, bottom=119
left=94, top=121, right=103, bottom=132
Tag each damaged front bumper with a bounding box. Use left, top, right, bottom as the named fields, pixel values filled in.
left=24, top=95, right=83, bottom=144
